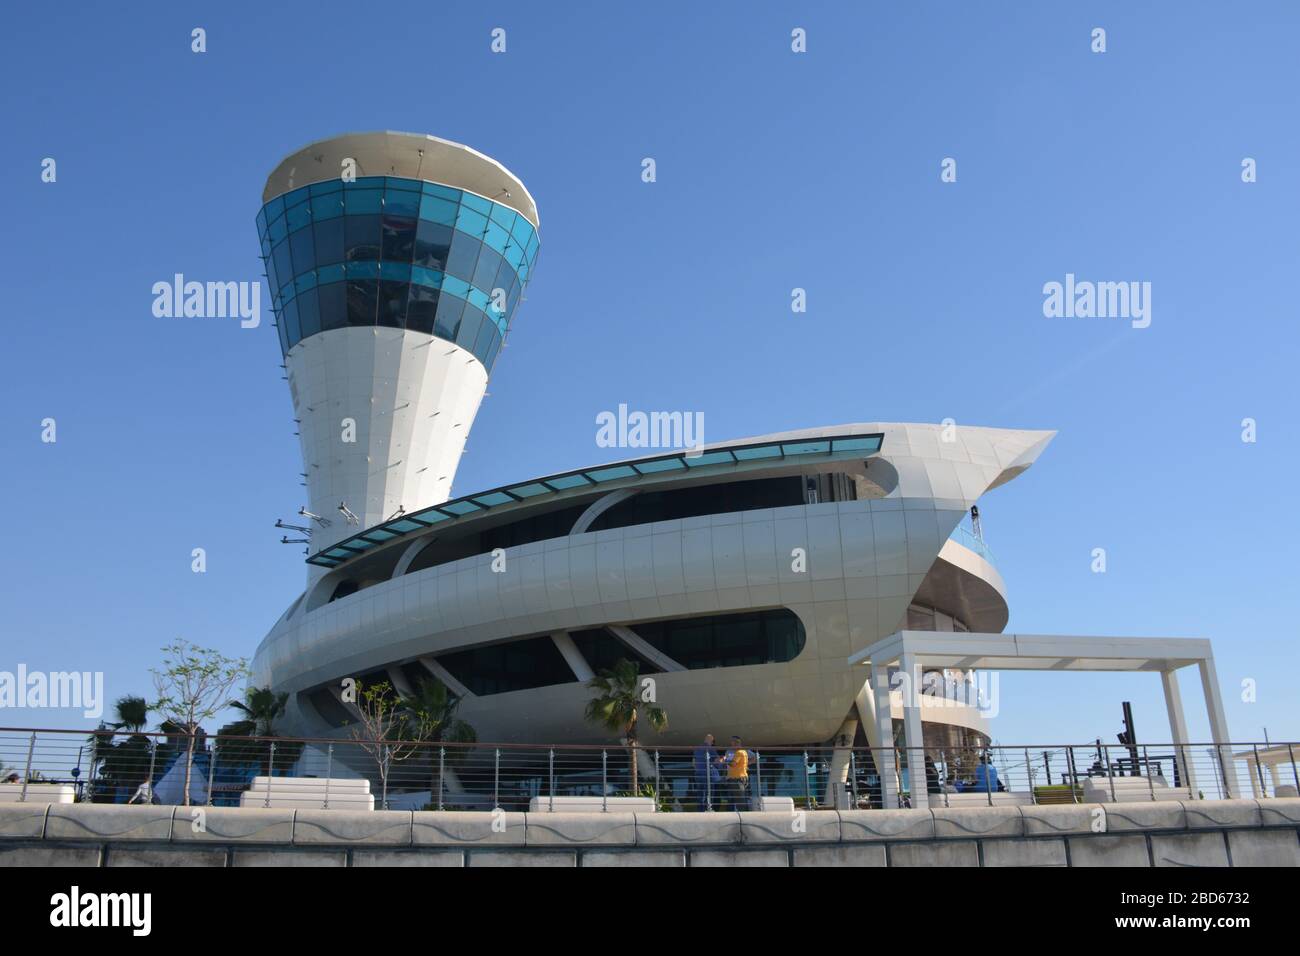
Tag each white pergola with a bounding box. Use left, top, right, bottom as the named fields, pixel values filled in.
left=1234, top=744, right=1300, bottom=798
left=848, top=631, right=1233, bottom=810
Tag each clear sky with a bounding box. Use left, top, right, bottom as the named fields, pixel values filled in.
left=1, top=1, right=1296, bottom=748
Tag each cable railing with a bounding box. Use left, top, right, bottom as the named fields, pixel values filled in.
left=0, top=727, right=1295, bottom=811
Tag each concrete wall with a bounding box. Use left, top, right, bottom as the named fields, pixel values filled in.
left=2, top=799, right=1296, bottom=867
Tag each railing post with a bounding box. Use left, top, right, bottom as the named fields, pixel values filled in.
left=1104, top=744, right=1116, bottom=803
left=493, top=748, right=500, bottom=811
left=984, top=748, right=993, bottom=807
left=1252, top=744, right=1267, bottom=797
left=19, top=732, right=35, bottom=802
left=754, top=750, right=762, bottom=808
left=802, top=750, right=812, bottom=809
left=206, top=738, right=217, bottom=807
left=653, top=750, right=661, bottom=812
left=1289, top=743, right=1299, bottom=796
left=894, top=746, right=904, bottom=808
left=438, top=747, right=445, bottom=811
left=1025, top=748, right=1035, bottom=804
left=1144, top=747, right=1155, bottom=800
left=264, top=742, right=276, bottom=809
left=146, top=739, right=158, bottom=804
left=324, top=743, right=333, bottom=810
left=547, top=748, right=554, bottom=812
left=601, top=750, right=608, bottom=812
left=849, top=751, right=858, bottom=808
left=1067, top=746, right=1080, bottom=803
left=705, top=752, right=712, bottom=811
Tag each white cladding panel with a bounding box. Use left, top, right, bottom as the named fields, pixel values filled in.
left=286, top=327, right=488, bottom=555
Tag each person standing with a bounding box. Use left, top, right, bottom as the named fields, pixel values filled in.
left=721, top=735, right=750, bottom=811
left=692, top=734, right=721, bottom=810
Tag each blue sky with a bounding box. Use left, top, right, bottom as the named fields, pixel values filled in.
left=1, top=2, right=1296, bottom=748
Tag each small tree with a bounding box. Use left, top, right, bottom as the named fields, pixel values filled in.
left=349, top=680, right=438, bottom=809
left=584, top=659, right=667, bottom=793
left=151, top=640, right=248, bottom=806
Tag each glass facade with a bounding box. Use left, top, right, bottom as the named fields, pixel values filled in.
left=256, top=175, right=540, bottom=372
left=632, top=609, right=806, bottom=669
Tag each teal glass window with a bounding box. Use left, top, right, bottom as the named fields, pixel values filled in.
left=260, top=175, right=537, bottom=371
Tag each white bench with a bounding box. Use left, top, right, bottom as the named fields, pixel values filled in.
left=527, top=796, right=656, bottom=812
left=1082, top=775, right=1192, bottom=803
left=938, top=791, right=1034, bottom=807
left=0, top=782, right=76, bottom=804
left=240, top=775, right=374, bottom=810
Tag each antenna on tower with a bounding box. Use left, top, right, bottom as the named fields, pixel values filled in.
left=299, top=507, right=332, bottom=527
left=280, top=536, right=310, bottom=545
left=338, top=502, right=360, bottom=525
left=276, top=519, right=313, bottom=535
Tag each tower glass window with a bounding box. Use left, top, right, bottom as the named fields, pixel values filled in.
left=257, top=175, right=538, bottom=373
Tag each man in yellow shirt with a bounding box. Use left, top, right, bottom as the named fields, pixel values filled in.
left=722, top=735, right=750, bottom=811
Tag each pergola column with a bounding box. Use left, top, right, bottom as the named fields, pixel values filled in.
left=870, top=660, right=898, bottom=809
left=900, top=651, right=929, bottom=810
left=1198, top=657, right=1234, bottom=798
left=1160, top=668, right=1197, bottom=793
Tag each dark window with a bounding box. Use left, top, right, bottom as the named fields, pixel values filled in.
left=313, top=217, right=345, bottom=266
left=436, top=636, right=575, bottom=696
left=570, top=628, right=664, bottom=675
left=632, top=609, right=806, bottom=670
left=275, top=305, right=289, bottom=354
left=407, top=285, right=438, bottom=335
left=446, top=233, right=481, bottom=281
left=381, top=216, right=417, bottom=263
left=289, top=226, right=315, bottom=275
left=317, top=281, right=347, bottom=331
left=405, top=502, right=591, bottom=576
left=472, top=245, right=504, bottom=293
left=330, top=580, right=360, bottom=602
left=413, top=221, right=452, bottom=271
left=305, top=689, right=354, bottom=727
left=377, top=279, right=409, bottom=328
left=283, top=297, right=301, bottom=346
left=587, top=476, right=804, bottom=532
left=272, top=241, right=293, bottom=288
left=296, top=287, right=321, bottom=340
left=345, top=214, right=383, bottom=261
left=434, top=293, right=464, bottom=341
left=346, top=279, right=378, bottom=326
left=472, top=320, right=497, bottom=366
left=456, top=306, right=484, bottom=352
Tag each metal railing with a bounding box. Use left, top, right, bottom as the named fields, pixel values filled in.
left=1, top=727, right=1295, bottom=811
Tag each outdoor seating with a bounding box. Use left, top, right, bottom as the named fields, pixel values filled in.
left=239, top=775, right=374, bottom=810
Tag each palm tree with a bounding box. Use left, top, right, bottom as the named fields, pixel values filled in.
left=401, top=679, right=476, bottom=746
left=584, top=659, right=667, bottom=793
left=400, top=678, right=476, bottom=802
left=230, top=687, right=289, bottom=737
left=111, top=695, right=150, bottom=733
left=221, top=686, right=298, bottom=776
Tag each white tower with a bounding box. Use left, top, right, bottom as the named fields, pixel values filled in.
left=257, top=132, right=540, bottom=573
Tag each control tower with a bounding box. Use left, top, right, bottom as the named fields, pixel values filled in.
left=256, top=132, right=539, bottom=567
